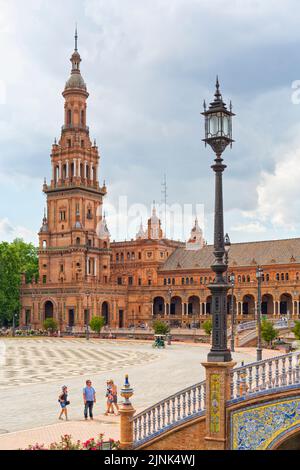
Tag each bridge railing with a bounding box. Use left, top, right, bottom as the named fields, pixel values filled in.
left=229, top=352, right=300, bottom=402
left=132, top=380, right=206, bottom=447
left=237, top=321, right=256, bottom=332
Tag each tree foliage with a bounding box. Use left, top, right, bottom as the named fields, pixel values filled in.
left=203, top=319, right=213, bottom=336
left=0, top=239, right=38, bottom=326
left=292, top=321, right=300, bottom=340
left=90, top=316, right=106, bottom=336
left=261, top=319, right=278, bottom=345
left=43, top=318, right=58, bottom=332
left=152, top=320, right=170, bottom=335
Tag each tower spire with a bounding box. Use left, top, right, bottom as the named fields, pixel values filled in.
left=75, top=24, right=78, bottom=52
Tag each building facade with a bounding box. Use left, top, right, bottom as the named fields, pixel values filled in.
left=20, top=37, right=300, bottom=331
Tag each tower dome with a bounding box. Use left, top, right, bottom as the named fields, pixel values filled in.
left=63, top=28, right=88, bottom=95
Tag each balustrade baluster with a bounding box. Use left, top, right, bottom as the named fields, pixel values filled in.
left=296, top=354, right=300, bottom=384
left=152, top=408, right=156, bottom=433
left=157, top=404, right=161, bottom=430
left=134, top=419, right=138, bottom=442
left=187, top=390, right=192, bottom=416
left=138, top=416, right=142, bottom=441
left=177, top=394, right=182, bottom=420
left=147, top=410, right=151, bottom=436
left=281, top=357, right=287, bottom=386
left=197, top=385, right=202, bottom=411
left=162, top=402, right=166, bottom=428
left=262, top=363, right=266, bottom=390
left=288, top=356, right=293, bottom=385
left=275, top=359, right=279, bottom=387
left=143, top=414, right=147, bottom=439
left=248, top=366, right=253, bottom=393
left=172, top=397, right=176, bottom=423
left=237, top=370, right=241, bottom=398
left=268, top=361, right=273, bottom=389
left=192, top=388, right=197, bottom=414
left=167, top=400, right=171, bottom=426
left=255, top=364, right=260, bottom=391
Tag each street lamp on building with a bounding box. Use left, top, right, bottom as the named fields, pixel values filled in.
left=230, top=273, right=235, bottom=352
left=202, top=78, right=234, bottom=362
left=256, top=267, right=263, bottom=361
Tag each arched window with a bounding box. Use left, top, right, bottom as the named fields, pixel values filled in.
left=67, top=109, right=72, bottom=126
left=276, top=273, right=280, bottom=281
left=238, top=275, right=241, bottom=283
left=281, top=273, right=285, bottom=281
left=266, top=274, right=270, bottom=281
left=247, top=275, right=250, bottom=282
left=296, top=273, right=299, bottom=281
left=81, top=110, right=85, bottom=126
left=42, top=240, right=47, bottom=249
left=76, top=237, right=80, bottom=245
left=242, top=275, right=246, bottom=283
left=116, top=253, right=119, bottom=262
left=286, top=273, right=289, bottom=281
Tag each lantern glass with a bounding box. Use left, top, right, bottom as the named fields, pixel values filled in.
left=208, top=114, right=219, bottom=137
left=222, top=114, right=230, bottom=137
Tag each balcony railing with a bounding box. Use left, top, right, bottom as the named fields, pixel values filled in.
left=133, top=380, right=206, bottom=447
left=229, top=352, right=300, bottom=402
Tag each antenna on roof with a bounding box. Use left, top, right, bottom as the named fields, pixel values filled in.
left=161, top=173, right=168, bottom=239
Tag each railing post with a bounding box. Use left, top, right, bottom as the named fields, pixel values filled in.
left=119, top=375, right=136, bottom=450
left=202, top=361, right=236, bottom=450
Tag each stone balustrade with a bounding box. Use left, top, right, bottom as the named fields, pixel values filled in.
left=132, top=380, right=206, bottom=447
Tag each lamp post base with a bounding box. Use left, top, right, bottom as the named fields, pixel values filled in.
left=230, top=339, right=235, bottom=353
left=256, top=348, right=262, bottom=362
left=208, top=349, right=232, bottom=363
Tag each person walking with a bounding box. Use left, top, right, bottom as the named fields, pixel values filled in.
left=58, top=385, right=69, bottom=421
left=110, top=380, right=120, bottom=416
left=83, top=380, right=96, bottom=420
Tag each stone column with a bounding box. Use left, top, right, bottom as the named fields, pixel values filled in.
left=273, top=301, right=276, bottom=317
left=73, top=159, right=77, bottom=177
left=202, top=361, right=236, bottom=450
left=119, top=375, right=136, bottom=450
left=66, top=160, right=69, bottom=178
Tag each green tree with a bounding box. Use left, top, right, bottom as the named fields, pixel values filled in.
left=203, top=319, right=213, bottom=336
left=0, top=239, right=38, bottom=326
left=292, top=321, right=300, bottom=340
left=90, top=316, right=106, bottom=337
left=43, top=318, right=58, bottom=333
left=152, top=320, right=170, bottom=335
left=261, top=319, right=277, bottom=346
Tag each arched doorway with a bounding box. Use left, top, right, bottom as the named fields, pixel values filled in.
left=206, top=295, right=212, bottom=315
left=226, top=295, right=237, bottom=315
left=188, top=296, right=200, bottom=315
left=170, top=296, right=182, bottom=316
left=102, top=302, right=109, bottom=325
left=153, top=297, right=165, bottom=316
left=242, top=295, right=255, bottom=315
left=68, top=309, right=75, bottom=327
left=280, top=293, right=293, bottom=315
left=262, top=294, right=274, bottom=316
left=44, top=301, right=54, bottom=320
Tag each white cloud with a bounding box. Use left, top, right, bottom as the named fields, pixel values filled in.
left=0, top=217, right=37, bottom=244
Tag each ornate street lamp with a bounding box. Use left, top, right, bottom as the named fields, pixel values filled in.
left=202, top=77, right=234, bottom=362
left=224, top=233, right=231, bottom=268
left=230, top=273, right=235, bottom=352
left=256, top=267, right=263, bottom=361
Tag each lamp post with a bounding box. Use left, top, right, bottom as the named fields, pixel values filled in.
left=256, top=267, right=263, bottom=361
left=12, top=313, right=18, bottom=337
left=202, top=78, right=234, bottom=362
left=168, top=288, right=172, bottom=327
left=230, top=273, right=235, bottom=352
left=86, top=291, right=90, bottom=341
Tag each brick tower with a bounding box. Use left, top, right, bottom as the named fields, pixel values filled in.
left=31, top=30, right=112, bottom=330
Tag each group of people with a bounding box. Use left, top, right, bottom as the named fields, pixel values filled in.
left=58, top=379, right=120, bottom=421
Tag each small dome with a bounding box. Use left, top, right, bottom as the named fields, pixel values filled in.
left=65, top=73, right=87, bottom=91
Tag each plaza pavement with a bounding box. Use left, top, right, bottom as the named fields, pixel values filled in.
left=0, top=338, right=282, bottom=450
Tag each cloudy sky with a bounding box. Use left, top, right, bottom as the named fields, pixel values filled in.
left=1, top=0, right=300, bottom=244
